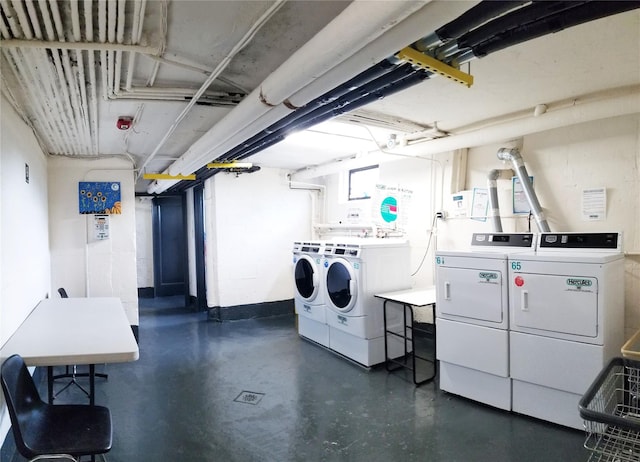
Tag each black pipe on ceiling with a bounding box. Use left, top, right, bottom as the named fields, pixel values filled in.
left=228, top=68, right=430, bottom=162
left=431, top=0, right=530, bottom=43
left=454, top=1, right=587, bottom=52
left=175, top=67, right=431, bottom=189
left=470, top=0, right=640, bottom=58
left=221, top=63, right=421, bottom=161
left=221, top=62, right=408, bottom=160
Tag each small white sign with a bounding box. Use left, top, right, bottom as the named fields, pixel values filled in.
left=94, top=214, right=110, bottom=240
left=513, top=176, right=534, bottom=214
left=471, top=188, right=489, bottom=222
left=582, top=187, right=606, bottom=221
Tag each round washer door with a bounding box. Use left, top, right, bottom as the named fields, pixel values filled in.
left=294, top=255, right=320, bottom=302
left=325, top=258, right=357, bottom=312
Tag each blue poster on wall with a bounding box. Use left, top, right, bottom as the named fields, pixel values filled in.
left=79, top=182, right=121, bottom=214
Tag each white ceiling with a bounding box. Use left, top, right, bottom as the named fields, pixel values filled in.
left=1, top=1, right=638, bottom=192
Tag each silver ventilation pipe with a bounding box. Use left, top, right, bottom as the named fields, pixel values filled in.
left=487, top=168, right=514, bottom=232
left=496, top=147, right=550, bottom=232
left=487, top=169, right=503, bottom=232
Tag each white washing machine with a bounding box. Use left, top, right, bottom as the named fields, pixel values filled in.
left=508, top=232, right=624, bottom=429
left=435, top=233, right=536, bottom=410
left=293, top=241, right=329, bottom=347
left=323, top=239, right=411, bottom=366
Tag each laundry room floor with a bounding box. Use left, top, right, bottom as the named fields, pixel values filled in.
left=3, top=296, right=588, bottom=462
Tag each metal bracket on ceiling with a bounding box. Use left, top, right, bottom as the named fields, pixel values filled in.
left=396, top=47, right=473, bottom=88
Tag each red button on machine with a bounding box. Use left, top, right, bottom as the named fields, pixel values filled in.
left=515, top=276, right=525, bottom=287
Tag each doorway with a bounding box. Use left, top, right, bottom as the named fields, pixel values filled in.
left=152, top=195, right=187, bottom=297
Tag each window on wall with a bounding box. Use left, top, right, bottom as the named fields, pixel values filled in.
left=348, top=165, right=379, bottom=200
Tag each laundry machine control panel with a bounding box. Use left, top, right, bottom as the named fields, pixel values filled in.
left=471, top=233, right=536, bottom=250
left=538, top=232, right=622, bottom=251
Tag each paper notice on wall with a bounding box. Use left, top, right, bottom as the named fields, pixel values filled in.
left=372, top=184, right=412, bottom=229
left=470, top=188, right=489, bottom=222
left=512, top=176, right=533, bottom=214
left=582, top=187, right=606, bottom=221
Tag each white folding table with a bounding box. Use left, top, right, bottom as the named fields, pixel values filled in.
left=375, top=287, right=437, bottom=386
left=1, top=297, right=139, bottom=405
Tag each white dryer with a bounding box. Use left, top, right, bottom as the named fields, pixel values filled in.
left=323, top=239, right=411, bottom=366
left=293, top=241, right=328, bottom=347
left=435, top=233, right=536, bottom=410
left=508, top=232, right=624, bottom=429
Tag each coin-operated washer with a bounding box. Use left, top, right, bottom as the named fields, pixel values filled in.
left=435, top=233, right=536, bottom=410
left=509, top=232, right=624, bottom=429
left=323, top=239, right=411, bottom=367
left=292, top=241, right=328, bottom=347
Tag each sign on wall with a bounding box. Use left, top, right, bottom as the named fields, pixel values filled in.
left=79, top=182, right=122, bottom=214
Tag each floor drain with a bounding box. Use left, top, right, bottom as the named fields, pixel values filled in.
left=234, top=391, right=265, bottom=405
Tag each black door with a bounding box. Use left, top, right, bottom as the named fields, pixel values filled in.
left=193, top=185, right=207, bottom=310
left=152, top=195, right=187, bottom=296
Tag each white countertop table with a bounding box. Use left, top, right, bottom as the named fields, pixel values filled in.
left=1, top=297, right=139, bottom=404
left=375, top=287, right=437, bottom=386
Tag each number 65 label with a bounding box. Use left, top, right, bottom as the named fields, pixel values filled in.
left=511, top=261, right=522, bottom=271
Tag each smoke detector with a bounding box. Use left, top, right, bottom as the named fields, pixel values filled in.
left=116, top=116, right=133, bottom=130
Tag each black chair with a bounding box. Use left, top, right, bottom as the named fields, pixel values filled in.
left=54, top=288, right=108, bottom=400
left=1, top=354, right=112, bottom=462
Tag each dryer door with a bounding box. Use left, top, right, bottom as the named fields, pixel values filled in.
left=325, top=258, right=357, bottom=313
left=294, top=255, right=319, bottom=303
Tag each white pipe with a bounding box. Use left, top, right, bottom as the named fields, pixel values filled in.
left=9, top=0, right=32, bottom=39
left=113, top=0, right=125, bottom=94
left=85, top=0, right=99, bottom=154
left=168, top=1, right=430, bottom=178
left=125, top=0, right=144, bottom=91
left=23, top=1, right=42, bottom=39
left=107, top=0, right=116, bottom=43
left=260, top=1, right=428, bottom=107
left=9, top=0, right=75, bottom=154
left=2, top=48, right=64, bottom=153
left=70, top=0, right=92, bottom=153
left=50, top=0, right=87, bottom=153
left=138, top=0, right=286, bottom=182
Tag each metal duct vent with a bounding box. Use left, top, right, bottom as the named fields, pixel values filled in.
left=496, top=147, right=550, bottom=233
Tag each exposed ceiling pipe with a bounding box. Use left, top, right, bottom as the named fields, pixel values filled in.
left=453, top=1, right=584, bottom=54
left=69, top=0, right=92, bottom=153
left=219, top=63, right=420, bottom=162
left=125, top=0, right=147, bottom=92
left=136, top=0, right=286, bottom=180
left=159, top=1, right=472, bottom=190
left=415, top=0, right=529, bottom=49
left=85, top=0, right=99, bottom=154
left=166, top=1, right=430, bottom=180
left=2, top=0, right=74, bottom=154
left=496, top=147, right=550, bottom=232
left=49, top=0, right=88, bottom=153
left=98, top=0, right=108, bottom=100
left=290, top=85, right=640, bottom=181
left=452, top=0, right=640, bottom=64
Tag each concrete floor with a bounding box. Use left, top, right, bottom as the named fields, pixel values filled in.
left=4, top=296, right=589, bottom=461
